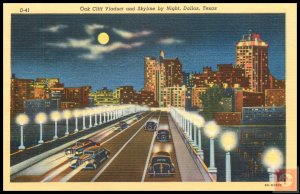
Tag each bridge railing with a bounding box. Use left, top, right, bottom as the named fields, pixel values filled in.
left=170, top=107, right=219, bottom=181
left=14, top=105, right=149, bottom=151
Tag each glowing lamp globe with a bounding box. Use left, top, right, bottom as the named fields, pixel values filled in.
left=50, top=111, right=61, bottom=121
left=35, top=112, right=47, bottom=124
left=63, top=110, right=72, bottom=119
left=204, top=121, right=221, bottom=138
left=262, top=147, right=284, bottom=170
left=16, top=113, right=29, bottom=125
left=220, top=131, right=238, bottom=152
left=193, top=114, right=205, bottom=128
left=73, top=109, right=81, bottom=118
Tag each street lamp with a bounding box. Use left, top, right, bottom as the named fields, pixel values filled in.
left=50, top=111, right=61, bottom=140
left=204, top=120, right=221, bottom=179
left=193, top=114, right=205, bottom=160
left=87, top=108, right=93, bottom=128
left=35, top=112, right=47, bottom=144
left=220, top=131, right=238, bottom=182
left=82, top=109, right=87, bottom=130
left=15, top=113, right=29, bottom=150
left=63, top=110, right=72, bottom=136
left=93, top=107, right=98, bottom=126
left=262, top=147, right=284, bottom=182
left=72, top=109, right=81, bottom=132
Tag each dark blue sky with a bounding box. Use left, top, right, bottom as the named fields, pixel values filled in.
left=12, top=14, right=285, bottom=91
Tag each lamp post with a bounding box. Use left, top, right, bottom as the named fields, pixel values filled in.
left=93, top=108, right=98, bottom=126
left=63, top=110, right=72, bottom=136
left=35, top=112, right=47, bottom=144
left=88, top=108, right=93, bottom=128
left=16, top=113, right=29, bottom=150
left=262, top=147, right=284, bottom=182
left=193, top=114, right=205, bottom=160
left=72, top=109, right=81, bottom=133
left=220, top=131, right=238, bottom=182
left=204, top=121, right=221, bottom=181
left=50, top=111, right=61, bottom=140
left=98, top=109, right=103, bottom=125
left=82, top=109, right=87, bottom=130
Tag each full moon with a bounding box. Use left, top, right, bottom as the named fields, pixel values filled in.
left=98, top=32, right=110, bottom=45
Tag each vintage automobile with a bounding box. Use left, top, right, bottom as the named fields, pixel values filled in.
left=116, top=121, right=129, bottom=131
left=148, top=152, right=175, bottom=176
left=70, top=146, right=110, bottom=170
left=144, top=121, right=158, bottom=131
left=65, top=139, right=97, bottom=158
left=135, top=114, right=142, bottom=120
left=156, top=128, right=171, bottom=142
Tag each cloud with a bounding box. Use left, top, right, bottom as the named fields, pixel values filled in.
left=158, top=38, right=184, bottom=45
left=112, top=28, right=152, bottom=39
left=40, top=24, right=68, bottom=33
left=46, top=38, right=144, bottom=60
left=85, top=24, right=106, bottom=35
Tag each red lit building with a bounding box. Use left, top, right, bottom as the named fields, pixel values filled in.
left=11, top=74, right=34, bottom=116
left=192, top=64, right=249, bottom=89
left=62, top=86, right=91, bottom=108
left=116, top=86, right=158, bottom=107
left=265, top=89, right=285, bottom=107
left=234, top=89, right=244, bottom=112
left=243, top=91, right=265, bottom=107
left=213, top=112, right=241, bottom=125
left=236, top=32, right=270, bottom=92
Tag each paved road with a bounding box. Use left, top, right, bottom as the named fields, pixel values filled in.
left=11, top=111, right=211, bottom=182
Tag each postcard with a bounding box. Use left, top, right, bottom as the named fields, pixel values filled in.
left=3, top=3, right=297, bottom=191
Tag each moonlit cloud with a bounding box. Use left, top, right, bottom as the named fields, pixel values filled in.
left=85, top=24, right=106, bottom=35
left=158, top=38, right=184, bottom=45
left=46, top=38, right=144, bottom=60
left=40, top=24, right=68, bottom=33
left=112, top=28, right=152, bottom=39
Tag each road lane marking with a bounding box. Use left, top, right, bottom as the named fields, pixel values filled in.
left=35, top=113, right=151, bottom=182
left=141, top=112, right=161, bottom=182
left=91, top=113, right=155, bottom=182
left=101, top=113, right=152, bottom=145
left=59, top=164, right=85, bottom=182
left=41, top=162, right=70, bottom=182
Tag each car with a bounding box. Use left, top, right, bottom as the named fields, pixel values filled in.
left=70, top=146, right=110, bottom=170
left=116, top=121, right=129, bottom=131
left=156, top=128, right=171, bottom=142
left=148, top=152, right=175, bottom=176
left=65, top=139, right=97, bottom=158
left=144, top=121, right=157, bottom=131
left=135, top=114, right=142, bottom=120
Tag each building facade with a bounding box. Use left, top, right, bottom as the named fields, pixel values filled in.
left=90, top=87, right=119, bottom=106
left=161, top=86, right=186, bottom=108
left=11, top=74, right=34, bottom=117
left=61, top=86, right=91, bottom=108
left=242, top=107, right=285, bottom=125
left=236, top=32, right=270, bottom=92
left=265, top=89, right=285, bottom=107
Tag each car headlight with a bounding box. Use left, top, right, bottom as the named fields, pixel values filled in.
left=75, top=151, right=80, bottom=155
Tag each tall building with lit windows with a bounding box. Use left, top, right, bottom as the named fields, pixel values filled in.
left=236, top=32, right=270, bottom=92
left=144, top=50, right=183, bottom=107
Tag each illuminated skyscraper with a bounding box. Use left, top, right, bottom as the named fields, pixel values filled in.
left=236, top=32, right=269, bottom=92
left=144, top=50, right=183, bottom=107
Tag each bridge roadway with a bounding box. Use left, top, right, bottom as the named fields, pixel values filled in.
left=11, top=111, right=211, bottom=182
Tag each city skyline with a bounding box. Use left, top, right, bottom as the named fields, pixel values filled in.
left=12, top=14, right=285, bottom=91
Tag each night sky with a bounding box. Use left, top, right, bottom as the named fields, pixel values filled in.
left=12, top=14, right=285, bottom=91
